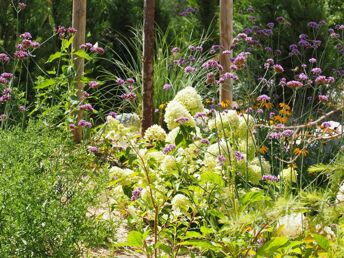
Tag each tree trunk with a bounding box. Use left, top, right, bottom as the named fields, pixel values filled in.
left=141, top=0, right=156, bottom=136
left=219, top=0, right=233, bottom=104
left=72, top=0, right=86, bottom=143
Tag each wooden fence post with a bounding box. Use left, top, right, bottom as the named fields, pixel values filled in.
left=141, top=0, right=155, bottom=135
left=72, top=0, right=86, bottom=143
left=219, top=0, right=233, bottom=104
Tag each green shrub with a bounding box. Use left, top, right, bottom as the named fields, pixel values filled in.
left=0, top=121, right=110, bottom=257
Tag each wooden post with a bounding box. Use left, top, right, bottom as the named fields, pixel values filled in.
left=72, top=0, right=86, bottom=143
left=219, top=0, right=233, bottom=104
left=141, top=0, right=155, bottom=135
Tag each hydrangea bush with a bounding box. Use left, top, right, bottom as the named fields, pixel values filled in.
left=94, top=86, right=344, bottom=256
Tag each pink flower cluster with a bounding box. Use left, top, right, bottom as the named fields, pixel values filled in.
left=80, top=42, right=105, bottom=55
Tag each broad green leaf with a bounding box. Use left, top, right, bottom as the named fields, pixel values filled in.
left=47, top=52, right=64, bottom=63
left=241, top=190, right=270, bottom=209
left=313, top=234, right=329, bottom=251
left=200, top=226, right=215, bottom=235
left=258, top=236, right=289, bottom=255
left=127, top=231, right=144, bottom=247
left=74, top=49, right=91, bottom=60
left=199, top=171, right=224, bottom=186
left=61, top=36, right=74, bottom=52
left=35, top=78, right=56, bottom=89
left=183, top=231, right=202, bottom=239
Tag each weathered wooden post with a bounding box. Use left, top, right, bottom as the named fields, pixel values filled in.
left=219, top=0, right=233, bottom=104
left=141, top=0, right=155, bottom=135
left=72, top=0, right=86, bottom=143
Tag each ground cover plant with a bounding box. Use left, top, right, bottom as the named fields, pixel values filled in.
left=0, top=0, right=343, bottom=257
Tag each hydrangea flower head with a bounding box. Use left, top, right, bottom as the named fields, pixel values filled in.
left=174, top=87, right=204, bottom=115
left=164, top=100, right=196, bottom=130
left=144, top=124, right=167, bottom=142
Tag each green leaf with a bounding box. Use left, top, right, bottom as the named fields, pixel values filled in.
left=183, top=231, right=202, bottom=239
left=74, top=49, right=92, bottom=60
left=200, top=226, right=215, bottom=235
left=258, top=237, right=289, bottom=255
left=35, top=78, right=56, bottom=89
left=179, top=240, right=221, bottom=251
left=313, top=234, right=329, bottom=251
left=127, top=231, right=144, bottom=247
left=199, top=171, right=224, bottom=186
left=241, top=191, right=270, bottom=210
left=47, top=52, right=64, bottom=63
left=61, top=36, right=74, bottom=52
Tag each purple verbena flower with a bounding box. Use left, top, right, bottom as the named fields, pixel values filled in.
left=286, top=80, right=303, bottom=88
left=163, top=144, right=176, bottom=154
left=257, top=94, right=271, bottom=102
left=20, top=32, right=32, bottom=39
left=262, top=174, right=279, bottom=182
left=78, top=120, right=92, bottom=128
left=318, top=95, right=329, bottom=102
left=184, top=66, right=196, bottom=73
left=131, top=187, right=143, bottom=201
left=281, top=129, right=294, bottom=137
left=79, top=104, right=94, bottom=112
left=175, top=117, right=189, bottom=124
left=163, top=83, right=172, bottom=90
left=235, top=151, right=244, bottom=161
left=88, top=146, right=98, bottom=153
left=14, top=50, right=28, bottom=60
left=88, top=81, right=100, bottom=88
left=0, top=53, right=10, bottom=63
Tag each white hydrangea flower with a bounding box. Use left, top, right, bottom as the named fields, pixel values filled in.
left=109, top=166, right=135, bottom=185
left=166, top=127, right=180, bottom=144
left=144, top=124, right=167, bottom=142
left=164, top=100, right=196, bottom=130
left=250, top=157, right=271, bottom=174
left=109, top=166, right=133, bottom=178
left=145, top=151, right=165, bottom=165
left=174, top=86, right=204, bottom=115
left=336, top=181, right=344, bottom=205
left=280, top=167, right=298, bottom=183
left=277, top=213, right=305, bottom=238
left=208, top=110, right=240, bottom=138
left=203, top=140, right=231, bottom=169
left=160, top=155, right=178, bottom=174
left=171, top=194, right=191, bottom=216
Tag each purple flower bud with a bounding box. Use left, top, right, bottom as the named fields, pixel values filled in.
left=78, top=120, right=92, bottom=128
left=175, top=116, right=189, bottom=124
left=79, top=104, right=94, bottom=112
left=14, top=50, right=28, bottom=60
left=131, top=187, right=143, bottom=201
left=20, top=32, right=32, bottom=39
left=262, top=174, right=279, bottom=182
left=0, top=53, right=10, bottom=63
left=281, top=129, right=294, bottom=137
left=163, top=83, right=172, bottom=90
left=318, top=95, right=329, bottom=102
left=163, top=144, right=176, bottom=154
left=257, top=94, right=271, bottom=102
left=88, top=146, right=98, bottom=153
left=171, top=47, right=180, bottom=53
left=108, top=111, right=117, bottom=118
left=184, top=66, right=196, bottom=73
left=88, top=81, right=100, bottom=89
left=217, top=155, right=225, bottom=166
left=235, top=151, right=244, bottom=161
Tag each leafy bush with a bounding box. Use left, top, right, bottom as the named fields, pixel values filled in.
left=0, top=121, right=111, bottom=257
